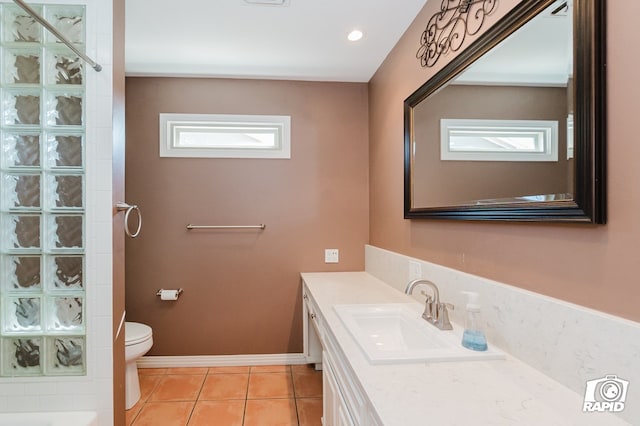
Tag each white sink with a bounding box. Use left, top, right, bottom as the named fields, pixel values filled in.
left=333, top=303, right=504, bottom=364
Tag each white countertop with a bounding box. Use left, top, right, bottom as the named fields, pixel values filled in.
left=301, top=271, right=630, bottom=426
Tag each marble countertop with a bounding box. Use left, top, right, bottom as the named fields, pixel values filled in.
left=301, top=271, right=629, bottom=426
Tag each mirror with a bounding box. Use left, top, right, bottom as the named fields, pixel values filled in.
left=404, top=0, right=606, bottom=222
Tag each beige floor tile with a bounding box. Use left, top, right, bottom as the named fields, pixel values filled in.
left=139, top=374, right=161, bottom=402
left=149, top=374, right=205, bottom=402
left=127, top=365, right=323, bottom=425
left=199, top=373, right=249, bottom=400
left=290, top=364, right=320, bottom=375
left=244, top=399, right=298, bottom=426
left=292, top=370, right=322, bottom=398
left=125, top=401, right=143, bottom=426
left=248, top=372, right=294, bottom=399
left=208, top=366, right=251, bottom=374
left=250, top=365, right=291, bottom=373
left=188, top=400, right=245, bottom=426
left=166, top=367, right=209, bottom=375
left=296, top=398, right=322, bottom=426
left=132, top=401, right=194, bottom=426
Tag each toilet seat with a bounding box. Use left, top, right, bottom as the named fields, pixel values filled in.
left=125, top=322, right=152, bottom=346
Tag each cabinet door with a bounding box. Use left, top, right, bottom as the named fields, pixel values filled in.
left=303, top=289, right=322, bottom=364
left=323, top=352, right=338, bottom=425
left=337, top=405, right=355, bottom=426
left=323, top=352, right=355, bottom=426
left=362, top=406, right=383, bottom=426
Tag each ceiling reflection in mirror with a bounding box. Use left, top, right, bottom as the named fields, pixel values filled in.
left=410, top=0, right=575, bottom=209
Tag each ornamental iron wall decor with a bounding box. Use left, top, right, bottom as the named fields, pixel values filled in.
left=417, top=0, right=498, bottom=68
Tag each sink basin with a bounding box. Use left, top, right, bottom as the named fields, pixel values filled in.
left=333, top=304, right=504, bottom=364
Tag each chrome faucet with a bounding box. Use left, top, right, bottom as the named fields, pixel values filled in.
left=405, top=279, right=453, bottom=330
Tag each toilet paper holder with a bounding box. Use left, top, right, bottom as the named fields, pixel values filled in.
left=156, top=288, right=184, bottom=299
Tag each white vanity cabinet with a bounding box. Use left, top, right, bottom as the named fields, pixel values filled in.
left=323, top=351, right=355, bottom=426
left=302, top=286, right=322, bottom=366
left=302, top=280, right=383, bottom=426
left=300, top=272, right=633, bottom=426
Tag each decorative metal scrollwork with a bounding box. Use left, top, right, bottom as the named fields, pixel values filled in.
left=417, top=0, right=497, bottom=68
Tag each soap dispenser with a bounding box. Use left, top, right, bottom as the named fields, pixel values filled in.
left=461, top=291, right=488, bottom=351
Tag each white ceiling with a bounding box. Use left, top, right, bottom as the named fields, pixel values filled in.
left=454, top=1, right=572, bottom=86
left=125, top=0, right=428, bottom=82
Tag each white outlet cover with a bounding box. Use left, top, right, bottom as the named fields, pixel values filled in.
left=325, top=249, right=339, bottom=263
left=409, top=261, right=422, bottom=280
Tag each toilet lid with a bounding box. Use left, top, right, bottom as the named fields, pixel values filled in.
left=125, top=322, right=152, bottom=346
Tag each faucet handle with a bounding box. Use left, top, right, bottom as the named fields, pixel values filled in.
left=435, top=302, right=454, bottom=330
left=421, top=297, right=434, bottom=322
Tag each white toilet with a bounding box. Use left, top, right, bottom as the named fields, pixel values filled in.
left=124, top=321, right=153, bottom=409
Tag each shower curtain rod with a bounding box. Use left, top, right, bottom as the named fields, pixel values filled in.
left=13, top=0, right=102, bottom=72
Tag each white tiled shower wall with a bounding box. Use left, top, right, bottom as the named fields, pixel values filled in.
left=0, top=1, right=114, bottom=424
left=365, top=245, right=640, bottom=424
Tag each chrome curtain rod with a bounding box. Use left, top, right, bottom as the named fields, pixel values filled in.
left=186, top=224, right=266, bottom=230
left=13, top=0, right=102, bottom=72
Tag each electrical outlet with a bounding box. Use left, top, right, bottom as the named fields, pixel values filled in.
left=409, top=261, right=422, bottom=280
left=325, top=249, right=339, bottom=263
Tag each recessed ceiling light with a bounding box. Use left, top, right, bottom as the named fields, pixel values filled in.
left=347, top=30, right=363, bottom=42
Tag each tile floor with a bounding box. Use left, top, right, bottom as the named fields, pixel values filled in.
left=126, top=365, right=323, bottom=426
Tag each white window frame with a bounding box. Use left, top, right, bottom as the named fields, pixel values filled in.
left=566, top=113, right=574, bottom=160
left=440, top=118, right=558, bottom=162
left=160, top=113, right=291, bottom=159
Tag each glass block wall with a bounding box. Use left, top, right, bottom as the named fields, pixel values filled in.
left=0, top=3, right=86, bottom=377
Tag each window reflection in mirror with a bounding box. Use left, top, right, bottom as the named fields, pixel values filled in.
left=410, top=0, right=574, bottom=208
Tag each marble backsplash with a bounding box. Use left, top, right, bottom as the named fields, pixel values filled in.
left=365, top=245, right=639, bottom=424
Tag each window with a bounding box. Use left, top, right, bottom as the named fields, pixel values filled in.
left=440, top=118, right=558, bottom=162
left=160, top=113, right=291, bottom=159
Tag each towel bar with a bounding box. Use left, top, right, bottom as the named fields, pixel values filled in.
left=186, top=224, right=266, bottom=230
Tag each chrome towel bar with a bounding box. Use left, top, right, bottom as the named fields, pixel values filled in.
left=186, top=224, right=266, bottom=230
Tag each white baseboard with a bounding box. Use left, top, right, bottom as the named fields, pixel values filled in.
left=137, top=353, right=307, bottom=369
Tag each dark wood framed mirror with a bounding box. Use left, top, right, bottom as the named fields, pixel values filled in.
left=404, top=0, right=606, bottom=222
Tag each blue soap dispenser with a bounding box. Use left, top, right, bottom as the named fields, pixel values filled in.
left=461, top=291, right=488, bottom=351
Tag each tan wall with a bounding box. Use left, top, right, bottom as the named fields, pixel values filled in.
left=369, top=0, right=640, bottom=322
left=125, top=78, right=369, bottom=355
left=413, top=85, right=570, bottom=206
